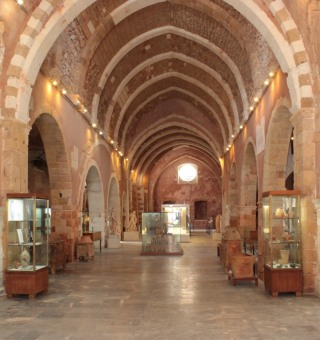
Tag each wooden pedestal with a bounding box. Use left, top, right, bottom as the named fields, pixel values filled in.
left=5, top=267, right=49, bottom=299
left=83, top=231, right=102, bottom=252
left=264, top=264, right=302, bottom=297
left=228, top=273, right=258, bottom=286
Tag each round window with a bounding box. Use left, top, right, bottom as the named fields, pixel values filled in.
left=178, top=164, right=197, bottom=182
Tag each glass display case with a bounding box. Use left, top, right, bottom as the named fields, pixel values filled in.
left=262, top=190, right=302, bottom=296
left=141, top=212, right=183, bottom=255
left=5, top=193, right=50, bottom=298
left=161, top=204, right=190, bottom=242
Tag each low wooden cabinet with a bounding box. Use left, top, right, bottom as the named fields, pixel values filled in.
left=264, top=265, right=302, bottom=297
left=5, top=267, right=49, bottom=299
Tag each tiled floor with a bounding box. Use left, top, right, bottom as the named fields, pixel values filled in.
left=0, top=234, right=320, bottom=339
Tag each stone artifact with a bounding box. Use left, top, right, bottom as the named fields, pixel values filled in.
left=110, top=208, right=117, bottom=235
left=127, top=211, right=137, bottom=231
left=20, top=249, right=31, bottom=268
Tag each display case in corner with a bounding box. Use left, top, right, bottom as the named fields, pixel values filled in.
left=262, top=190, right=302, bottom=297
left=141, top=212, right=183, bottom=255
left=5, top=193, right=51, bottom=298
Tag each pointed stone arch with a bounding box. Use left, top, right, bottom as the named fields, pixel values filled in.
left=83, top=164, right=105, bottom=247
left=263, top=99, right=293, bottom=191
left=31, top=113, right=74, bottom=235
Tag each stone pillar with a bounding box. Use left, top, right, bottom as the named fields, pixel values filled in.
left=257, top=200, right=264, bottom=280
left=291, top=108, right=317, bottom=293
left=0, top=118, right=29, bottom=290
left=238, top=204, right=257, bottom=238
left=314, top=199, right=320, bottom=296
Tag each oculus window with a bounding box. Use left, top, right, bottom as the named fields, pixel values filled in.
left=178, top=164, right=198, bottom=184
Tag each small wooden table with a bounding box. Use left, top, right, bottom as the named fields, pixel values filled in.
left=83, top=231, right=102, bottom=253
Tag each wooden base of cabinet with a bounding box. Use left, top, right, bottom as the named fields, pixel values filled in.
left=264, top=265, right=302, bottom=297
left=5, top=267, right=49, bottom=299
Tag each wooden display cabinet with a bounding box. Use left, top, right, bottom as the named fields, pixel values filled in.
left=5, top=193, right=50, bottom=299
left=262, top=190, right=302, bottom=297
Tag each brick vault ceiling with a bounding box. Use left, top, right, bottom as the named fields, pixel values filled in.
left=41, top=0, right=278, bottom=177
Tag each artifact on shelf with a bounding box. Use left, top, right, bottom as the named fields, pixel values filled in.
left=275, top=207, right=285, bottom=218
left=20, top=249, right=30, bottom=268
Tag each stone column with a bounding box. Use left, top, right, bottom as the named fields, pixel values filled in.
left=0, top=118, right=29, bottom=291
left=238, top=204, right=257, bottom=238
left=291, top=108, right=317, bottom=294
left=314, top=199, right=320, bottom=295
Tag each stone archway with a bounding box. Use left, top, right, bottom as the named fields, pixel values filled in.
left=239, top=141, right=258, bottom=238
left=84, top=165, right=105, bottom=246
left=31, top=113, right=74, bottom=236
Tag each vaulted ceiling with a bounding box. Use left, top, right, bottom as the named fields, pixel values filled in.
left=40, top=0, right=279, bottom=179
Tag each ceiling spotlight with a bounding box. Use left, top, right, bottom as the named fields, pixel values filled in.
left=61, top=89, right=67, bottom=95
left=110, top=140, right=114, bottom=144
left=269, top=71, right=274, bottom=77
left=17, top=0, right=24, bottom=5
left=99, top=131, right=103, bottom=135
left=92, top=123, right=97, bottom=128
left=52, top=80, right=58, bottom=86
left=254, top=97, right=259, bottom=102
left=250, top=106, right=254, bottom=111
left=239, top=125, right=243, bottom=130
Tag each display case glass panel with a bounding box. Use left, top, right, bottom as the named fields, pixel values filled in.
left=6, top=194, right=50, bottom=272
left=141, top=212, right=183, bottom=255
left=161, top=204, right=190, bottom=236
left=263, top=190, right=301, bottom=269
